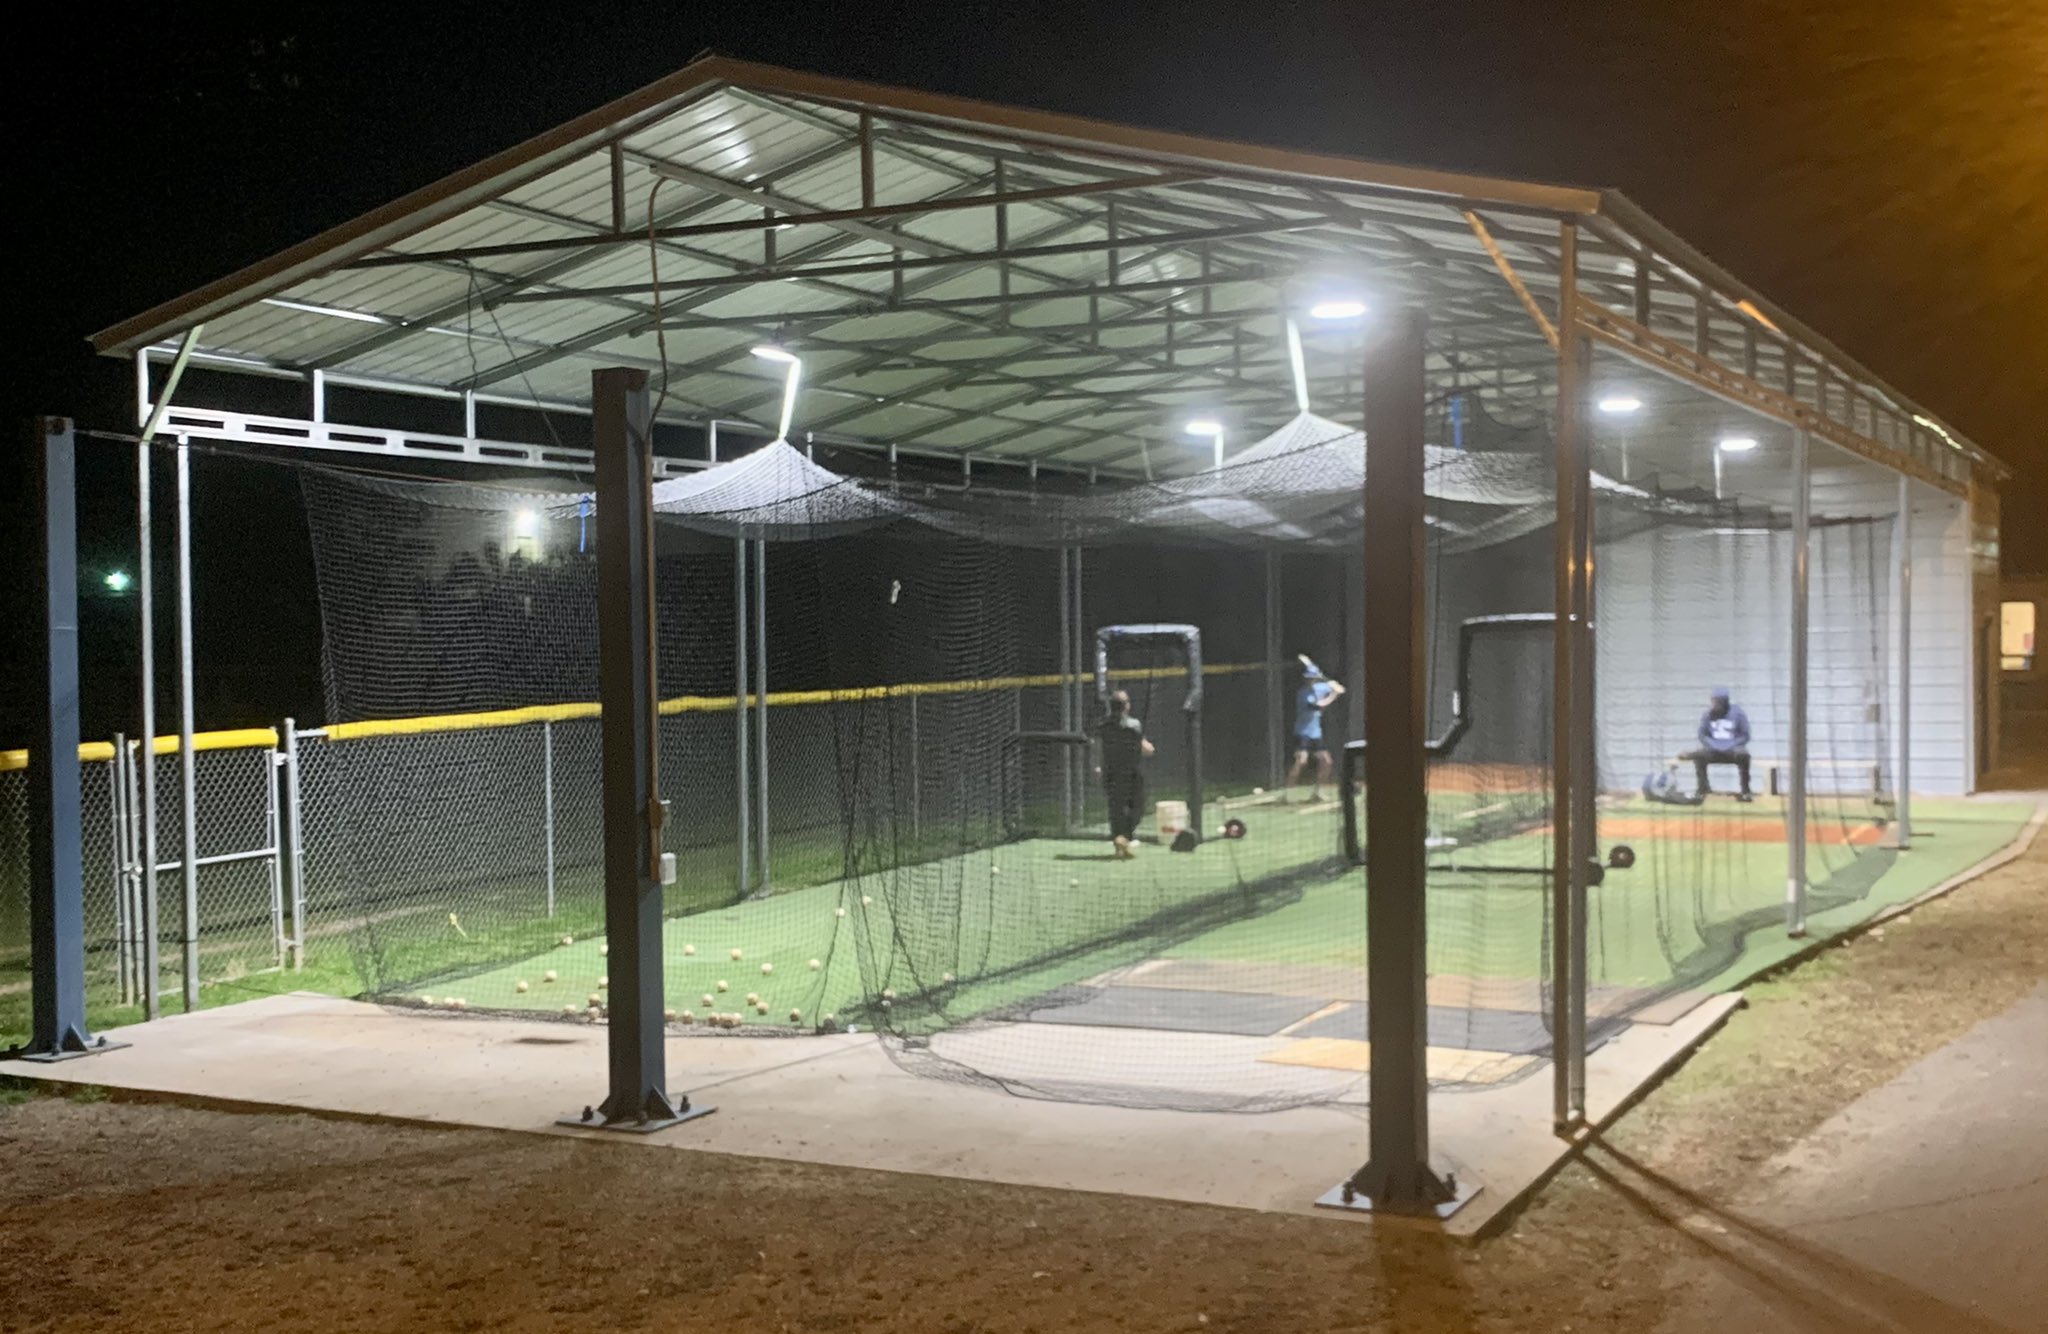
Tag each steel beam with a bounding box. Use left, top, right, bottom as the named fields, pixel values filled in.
left=492, top=218, right=1341, bottom=306
left=563, top=367, right=710, bottom=1133
left=1321, top=308, right=1470, bottom=1218
left=18, top=418, right=117, bottom=1061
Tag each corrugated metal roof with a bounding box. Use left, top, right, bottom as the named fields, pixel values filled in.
left=92, top=55, right=1999, bottom=485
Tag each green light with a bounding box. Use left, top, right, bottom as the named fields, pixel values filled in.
left=103, top=570, right=132, bottom=593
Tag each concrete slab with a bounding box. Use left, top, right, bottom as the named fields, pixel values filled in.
left=0, top=988, right=1742, bottom=1236
left=1659, top=984, right=2048, bottom=1333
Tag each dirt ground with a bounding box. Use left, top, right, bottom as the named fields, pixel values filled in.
left=3, top=822, right=2043, bottom=1334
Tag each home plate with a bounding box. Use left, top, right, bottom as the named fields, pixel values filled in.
left=1259, top=1037, right=1537, bottom=1085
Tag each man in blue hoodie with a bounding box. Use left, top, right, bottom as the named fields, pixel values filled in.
left=1686, top=687, right=1754, bottom=801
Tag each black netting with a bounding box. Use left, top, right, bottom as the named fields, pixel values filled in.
left=273, top=374, right=1979, bottom=1114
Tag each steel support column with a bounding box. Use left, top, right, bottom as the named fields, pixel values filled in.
left=1787, top=431, right=1811, bottom=936
left=1551, top=223, right=1595, bottom=1132
left=1894, top=474, right=1913, bottom=847
left=753, top=537, right=770, bottom=895
left=137, top=443, right=161, bottom=1016
left=1321, top=308, right=1470, bottom=1217
left=1057, top=547, right=1074, bottom=829
left=734, top=539, right=752, bottom=895
left=1265, top=550, right=1283, bottom=789
left=19, top=418, right=117, bottom=1061
left=176, top=441, right=200, bottom=1009
left=1071, top=548, right=1087, bottom=819
left=562, top=367, right=709, bottom=1133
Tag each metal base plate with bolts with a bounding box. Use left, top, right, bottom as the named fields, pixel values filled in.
left=1314, top=1173, right=1480, bottom=1220
left=556, top=1092, right=716, bottom=1135
left=14, top=1035, right=130, bottom=1064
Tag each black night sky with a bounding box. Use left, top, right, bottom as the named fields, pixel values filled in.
left=7, top=0, right=2044, bottom=744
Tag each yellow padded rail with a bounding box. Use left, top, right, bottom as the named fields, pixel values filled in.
left=0, top=727, right=280, bottom=774
left=1, top=665, right=1269, bottom=758
left=321, top=662, right=1266, bottom=742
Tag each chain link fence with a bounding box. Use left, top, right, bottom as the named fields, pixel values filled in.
left=4, top=661, right=1278, bottom=1041
left=1, top=741, right=289, bottom=1050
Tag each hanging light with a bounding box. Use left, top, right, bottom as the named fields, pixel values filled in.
left=1308, top=298, right=1368, bottom=321
left=1597, top=395, right=1643, bottom=415
left=1185, top=417, right=1226, bottom=471
left=752, top=345, right=805, bottom=442
left=1718, top=435, right=1759, bottom=453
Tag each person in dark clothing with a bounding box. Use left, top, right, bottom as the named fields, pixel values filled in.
left=1684, top=686, right=1755, bottom=801
left=1094, top=689, right=1155, bottom=859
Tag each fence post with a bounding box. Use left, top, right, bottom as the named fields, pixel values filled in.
left=543, top=719, right=557, bottom=917
left=265, top=741, right=285, bottom=966
left=111, top=736, right=132, bottom=1006
left=280, top=719, right=305, bottom=969
left=909, top=693, right=922, bottom=843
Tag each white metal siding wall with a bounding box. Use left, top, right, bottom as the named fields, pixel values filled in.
left=1594, top=522, right=1900, bottom=794
left=1907, top=492, right=1973, bottom=794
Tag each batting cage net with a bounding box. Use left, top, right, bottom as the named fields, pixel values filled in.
left=240, top=362, right=1974, bottom=1114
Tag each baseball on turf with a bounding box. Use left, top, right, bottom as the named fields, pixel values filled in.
left=882, top=988, right=896, bottom=1000
left=701, top=994, right=714, bottom=1007
left=599, top=943, right=608, bottom=957
left=560, top=934, right=573, bottom=947
left=588, top=993, right=602, bottom=1006
left=543, top=969, right=558, bottom=983
left=598, top=976, right=608, bottom=989
left=834, top=907, right=846, bottom=918
left=789, top=1009, right=803, bottom=1023
left=515, top=980, right=529, bottom=994
left=861, top=895, right=873, bottom=907
left=420, top=995, right=435, bottom=1006
left=808, top=958, right=821, bottom=971
left=760, top=962, right=773, bottom=975
left=730, top=947, right=743, bottom=961
left=716, top=980, right=729, bottom=992
left=746, top=992, right=759, bottom=1005
left=683, top=943, right=696, bottom=956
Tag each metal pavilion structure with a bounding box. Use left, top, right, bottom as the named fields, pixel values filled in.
left=19, top=55, right=2006, bottom=1212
